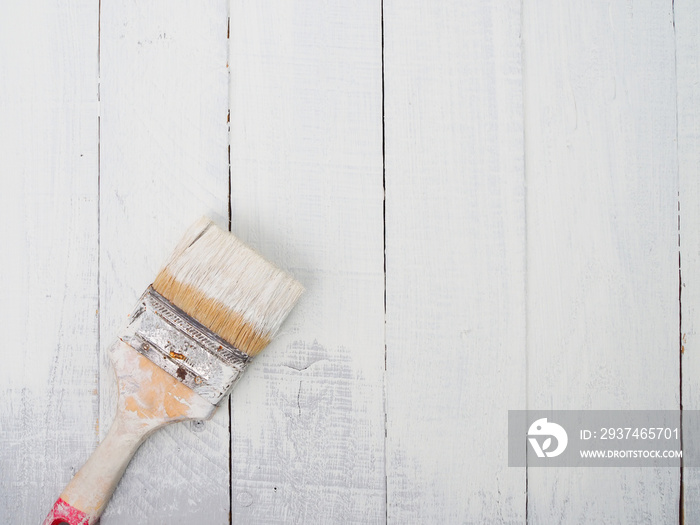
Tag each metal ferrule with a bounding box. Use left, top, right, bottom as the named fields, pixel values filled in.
left=119, top=286, right=251, bottom=405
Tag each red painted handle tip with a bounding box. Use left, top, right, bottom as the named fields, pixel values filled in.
left=44, top=498, right=90, bottom=525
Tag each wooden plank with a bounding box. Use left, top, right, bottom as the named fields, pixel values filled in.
left=677, top=0, right=700, bottom=521
left=228, top=2, right=385, bottom=523
left=384, top=2, right=527, bottom=523
left=98, top=2, right=230, bottom=522
left=523, top=1, right=680, bottom=522
left=0, top=1, right=99, bottom=522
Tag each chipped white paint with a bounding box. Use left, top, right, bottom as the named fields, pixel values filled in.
left=2, top=0, right=700, bottom=523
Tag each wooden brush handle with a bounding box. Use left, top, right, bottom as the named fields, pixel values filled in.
left=44, top=340, right=216, bottom=524
left=43, top=413, right=156, bottom=525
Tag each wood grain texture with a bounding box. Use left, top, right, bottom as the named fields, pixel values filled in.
left=383, top=2, right=527, bottom=523
left=523, top=1, right=680, bottom=522
left=3, top=2, right=698, bottom=523
left=228, top=2, right=385, bottom=523
left=677, top=0, right=700, bottom=522
left=0, top=1, right=99, bottom=522
left=98, top=1, right=230, bottom=522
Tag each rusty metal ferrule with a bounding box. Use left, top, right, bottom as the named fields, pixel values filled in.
left=119, top=286, right=250, bottom=406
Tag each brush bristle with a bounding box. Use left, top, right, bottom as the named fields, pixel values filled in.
left=152, top=218, right=303, bottom=356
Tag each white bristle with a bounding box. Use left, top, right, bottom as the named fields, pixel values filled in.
left=154, top=219, right=303, bottom=354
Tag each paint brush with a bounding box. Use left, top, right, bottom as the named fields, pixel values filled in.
left=44, top=218, right=303, bottom=525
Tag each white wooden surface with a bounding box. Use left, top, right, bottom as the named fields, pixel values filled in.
left=0, top=2, right=99, bottom=523
left=678, top=1, right=700, bottom=523
left=228, top=2, right=385, bottom=523
left=523, top=1, right=680, bottom=523
left=384, top=2, right=526, bottom=523
left=1, top=1, right=698, bottom=524
left=99, top=2, right=230, bottom=523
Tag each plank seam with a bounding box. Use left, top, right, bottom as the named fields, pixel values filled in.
left=520, top=0, right=529, bottom=522
left=673, top=1, right=684, bottom=522
left=227, top=9, right=233, bottom=524
left=97, top=0, right=102, bottom=443
left=380, top=0, right=388, bottom=523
